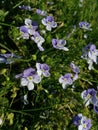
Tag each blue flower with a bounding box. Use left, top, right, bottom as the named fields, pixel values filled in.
left=81, top=88, right=97, bottom=107
left=42, top=16, right=57, bottom=31
left=36, top=9, right=47, bottom=16
left=0, top=53, right=21, bottom=64
left=15, top=68, right=41, bottom=90
left=79, top=21, right=91, bottom=30
left=31, top=32, right=45, bottom=51
left=73, top=114, right=92, bottom=130
left=81, top=44, right=98, bottom=70
left=52, top=39, right=69, bottom=51
left=18, top=18, right=38, bottom=39
left=19, top=5, right=32, bottom=11
left=36, top=63, right=50, bottom=77
left=70, top=62, right=80, bottom=81
left=59, top=73, right=73, bottom=89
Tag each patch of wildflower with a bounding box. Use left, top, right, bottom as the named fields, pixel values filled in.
left=52, top=38, right=69, bottom=51
left=15, top=63, right=50, bottom=90
left=18, top=18, right=45, bottom=51
left=81, top=44, right=98, bottom=70
left=42, top=16, right=57, bottom=31
left=73, top=113, right=92, bottom=130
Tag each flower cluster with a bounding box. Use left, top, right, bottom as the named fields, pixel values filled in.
left=73, top=113, right=91, bottom=130
left=81, top=88, right=98, bottom=113
left=81, top=44, right=98, bottom=70
left=18, top=18, right=45, bottom=51
left=59, top=62, right=80, bottom=89
left=15, top=63, right=50, bottom=90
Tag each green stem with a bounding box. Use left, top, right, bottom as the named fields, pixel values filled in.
left=8, top=109, right=32, bottom=117
left=0, top=22, right=16, bottom=27
left=12, top=0, right=25, bottom=10
left=0, top=43, right=13, bottom=52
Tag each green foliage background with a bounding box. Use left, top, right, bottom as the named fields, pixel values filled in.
left=0, top=0, right=98, bottom=129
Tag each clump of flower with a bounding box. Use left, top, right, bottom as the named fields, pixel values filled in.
left=15, top=68, right=41, bottom=90
left=42, top=16, right=57, bottom=31
left=36, top=9, right=47, bottom=16
left=36, top=63, right=50, bottom=77
left=0, top=53, right=21, bottom=64
left=81, top=44, right=98, bottom=70
left=73, top=113, right=92, bottom=130
left=52, top=39, right=69, bottom=51
left=18, top=18, right=45, bottom=51
left=79, top=21, right=92, bottom=30
left=18, top=18, right=38, bottom=40
left=81, top=88, right=98, bottom=113
left=19, top=5, right=32, bottom=11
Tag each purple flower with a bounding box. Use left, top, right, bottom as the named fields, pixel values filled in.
left=70, top=62, right=80, bottom=81
left=18, top=26, right=29, bottom=39
left=88, top=44, right=98, bottom=63
left=31, top=32, right=45, bottom=51
left=79, top=21, right=91, bottom=30
left=73, top=114, right=83, bottom=126
left=36, top=63, right=50, bottom=77
left=81, top=44, right=98, bottom=70
left=18, top=18, right=38, bottom=40
left=24, top=18, right=38, bottom=35
left=42, top=16, right=57, bottom=31
left=93, top=97, right=98, bottom=113
left=15, top=68, right=41, bottom=90
left=59, top=73, right=73, bottom=89
left=36, top=9, right=47, bottom=16
left=94, top=105, right=98, bottom=113
left=81, top=88, right=97, bottom=106
left=79, top=116, right=91, bottom=130
left=52, top=39, right=69, bottom=51
left=0, top=53, right=21, bottom=64
left=70, top=62, right=80, bottom=74
left=19, top=5, right=32, bottom=11
left=73, top=114, right=92, bottom=130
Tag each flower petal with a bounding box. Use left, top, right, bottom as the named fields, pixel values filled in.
left=33, top=74, right=41, bottom=83
left=21, top=78, right=28, bottom=86
left=27, top=81, right=34, bottom=90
